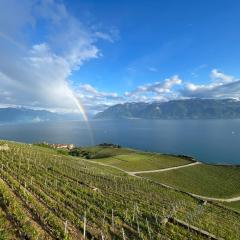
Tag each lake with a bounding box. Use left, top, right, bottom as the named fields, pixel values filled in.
left=0, top=119, right=240, bottom=164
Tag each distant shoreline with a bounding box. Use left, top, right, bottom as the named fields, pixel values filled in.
left=0, top=119, right=239, bottom=165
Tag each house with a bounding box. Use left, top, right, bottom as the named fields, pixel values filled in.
left=49, top=143, right=75, bottom=150
left=0, top=144, right=9, bottom=151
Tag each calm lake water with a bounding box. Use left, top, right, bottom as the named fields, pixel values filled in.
left=0, top=119, right=240, bottom=164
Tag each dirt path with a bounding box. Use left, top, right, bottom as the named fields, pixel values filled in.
left=128, top=161, right=201, bottom=175
left=190, top=193, right=240, bottom=202
left=88, top=159, right=240, bottom=203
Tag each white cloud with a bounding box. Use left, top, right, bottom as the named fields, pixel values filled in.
left=78, top=84, right=119, bottom=98
left=0, top=0, right=35, bottom=37
left=0, top=2, right=239, bottom=115
left=74, top=84, right=124, bottom=114
left=35, top=0, right=68, bottom=24
left=94, top=32, right=114, bottom=42
left=181, top=69, right=240, bottom=99
left=210, top=69, right=235, bottom=83
left=0, top=42, right=81, bottom=111
left=125, top=75, right=182, bottom=99
left=0, top=0, right=115, bottom=115
left=79, top=70, right=240, bottom=112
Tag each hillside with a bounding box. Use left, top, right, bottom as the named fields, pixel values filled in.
left=0, top=141, right=240, bottom=239
left=76, top=145, right=240, bottom=207
left=139, top=164, right=240, bottom=198
left=94, top=98, right=240, bottom=119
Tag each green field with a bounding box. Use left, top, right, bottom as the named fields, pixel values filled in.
left=0, top=141, right=240, bottom=239
left=95, top=154, right=192, bottom=171
left=139, top=164, right=240, bottom=198
left=84, top=148, right=193, bottom=171
left=224, top=201, right=240, bottom=212
left=75, top=145, right=135, bottom=159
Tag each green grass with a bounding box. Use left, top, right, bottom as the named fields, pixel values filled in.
left=0, top=140, right=240, bottom=239
left=80, top=146, right=135, bottom=158
left=0, top=208, right=17, bottom=239
left=91, top=152, right=192, bottom=171
left=140, top=164, right=240, bottom=198
left=223, top=201, right=240, bottom=212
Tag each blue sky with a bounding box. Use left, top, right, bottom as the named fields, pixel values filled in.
left=70, top=0, right=240, bottom=90
left=0, top=0, right=240, bottom=115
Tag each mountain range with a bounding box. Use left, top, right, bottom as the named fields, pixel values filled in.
left=2, top=99, right=240, bottom=123
left=94, top=98, right=240, bottom=119
left=0, top=108, right=81, bottom=123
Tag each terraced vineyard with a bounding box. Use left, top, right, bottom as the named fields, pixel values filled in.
left=139, top=164, right=240, bottom=198
left=71, top=146, right=194, bottom=171
left=0, top=141, right=240, bottom=239
left=224, top=201, right=240, bottom=212
left=92, top=153, right=192, bottom=172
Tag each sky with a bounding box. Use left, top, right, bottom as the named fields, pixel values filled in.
left=0, top=0, right=240, bottom=116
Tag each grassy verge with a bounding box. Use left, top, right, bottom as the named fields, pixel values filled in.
left=94, top=153, right=192, bottom=171
left=223, top=201, right=240, bottom=212
left=35, top=143, right=194, bottom=172
left=139, top=164, right=240, bottom=198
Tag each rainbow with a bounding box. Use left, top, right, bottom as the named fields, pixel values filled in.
left=68, top=89, right=95, bottom=145
left=70, top=93, right=88, bottom=122
left=0, top=31, right=94, bottom=144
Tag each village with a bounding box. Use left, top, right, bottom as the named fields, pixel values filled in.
left=41, top=142, right=75, bottom=151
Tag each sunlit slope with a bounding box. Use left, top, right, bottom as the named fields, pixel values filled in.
left=0, top=141, right=239, bottom=239
left=139, top=164, right=240, bottom=198
left=83, top=145, right=240, bottom=200
left=80, top=146, right=193, bottom=171
left=224, top=201, right=240, bottom=212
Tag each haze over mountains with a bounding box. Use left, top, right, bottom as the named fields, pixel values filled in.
left=0, top=108, right=81, bottom=123
left=2, top=98, right=240, bottom=123
left=95, top=98, right=240, bottom=119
